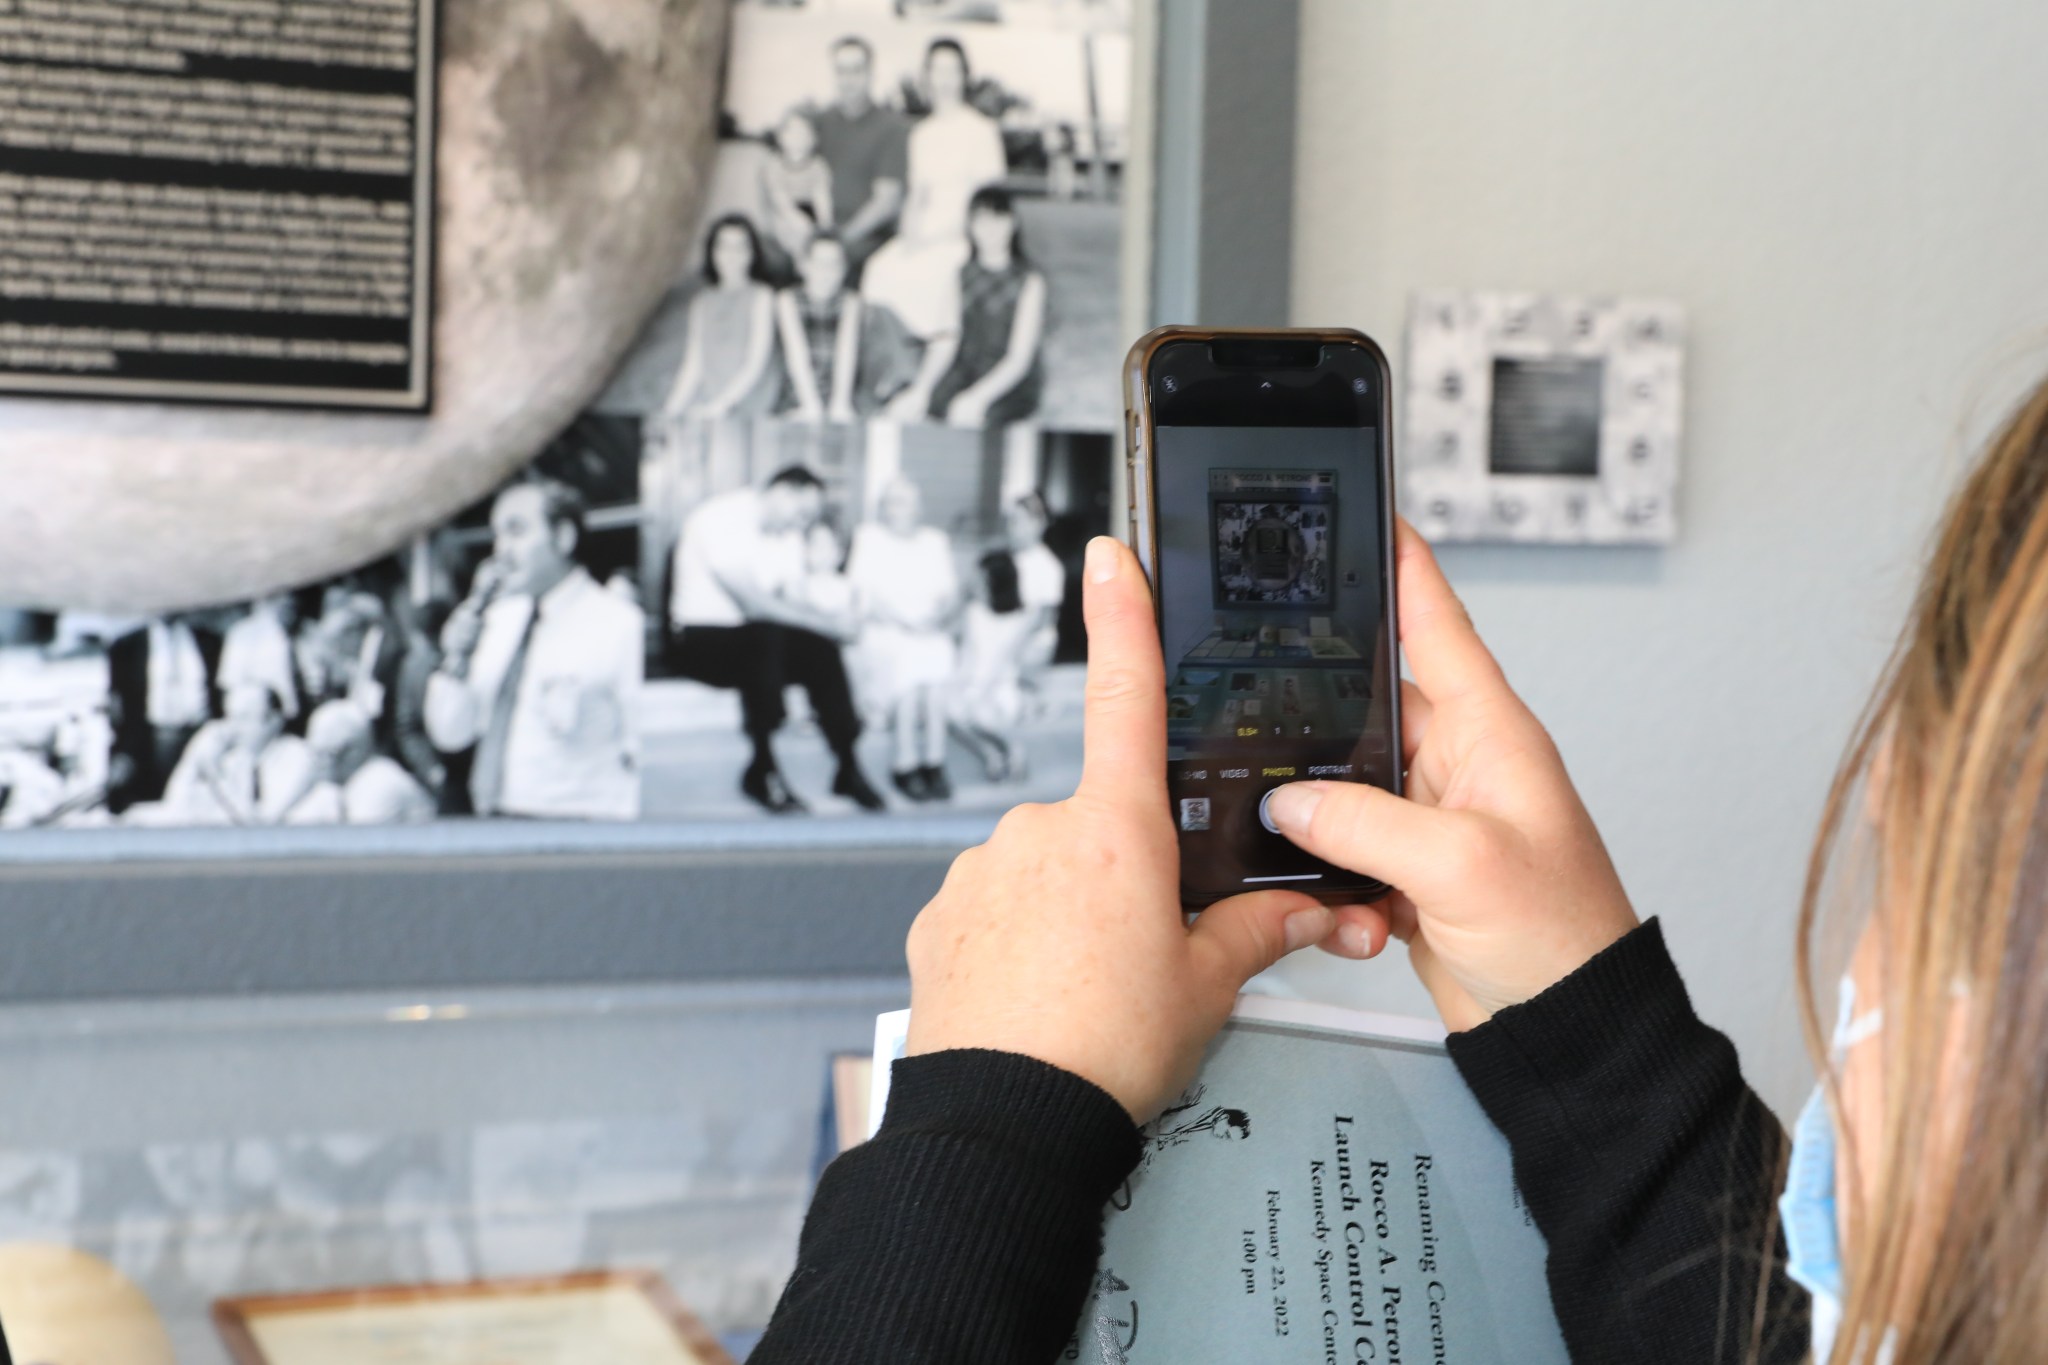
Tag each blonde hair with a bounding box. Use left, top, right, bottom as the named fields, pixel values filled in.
left=1797, top=375, right=2048, bottom=1360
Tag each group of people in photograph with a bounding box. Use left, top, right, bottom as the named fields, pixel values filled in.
left=1, top=580, right=440, bottom=831
left=668, top=469, right=1067, bottom=813
left=661, top=32, right=1049, bottom=430
left=0, top=478, right=643, bottom=831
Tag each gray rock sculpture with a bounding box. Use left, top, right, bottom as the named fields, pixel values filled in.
left=0, top=0, right=727, bottom=614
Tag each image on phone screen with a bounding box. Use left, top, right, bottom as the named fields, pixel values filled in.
left=1142, top=339, right=1398, bottom=903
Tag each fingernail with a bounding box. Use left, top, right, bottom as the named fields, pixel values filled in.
left=1342, top=922, right=1374, bottom=958
left=1265, top=783, right=1321, bottom=833
left=1086, top=536, right=1119, bottom=584
left=1283, top=907, right=1332, bottom=953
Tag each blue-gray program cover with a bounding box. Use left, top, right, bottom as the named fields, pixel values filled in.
left=871, top=998, right=1569, bottom=1364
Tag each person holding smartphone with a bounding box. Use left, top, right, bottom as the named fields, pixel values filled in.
left=751, top=373, right=2048, bottom=1363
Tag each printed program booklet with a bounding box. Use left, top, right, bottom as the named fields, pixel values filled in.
left=871, top=998, right=1568, bottom=1364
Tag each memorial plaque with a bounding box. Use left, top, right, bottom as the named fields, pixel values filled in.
left=1403, top=291, right=1685, bottom=545
left=0, top=0, right=437, bottom=409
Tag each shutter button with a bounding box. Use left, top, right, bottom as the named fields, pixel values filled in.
left=1258, top=788, right=1283, bottom=835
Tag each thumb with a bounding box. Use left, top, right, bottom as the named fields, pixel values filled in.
left=1262, top=780, right=1466, bottom=898
left=1187, top=891, right=1333, bottom=993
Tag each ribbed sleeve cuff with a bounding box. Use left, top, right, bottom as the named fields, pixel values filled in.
left=757, top=1050, right=1144, bottom=1362
left=1446, top=918, right=1711, bottom=1146
left=879, top=1049, right=1144, bottom=1207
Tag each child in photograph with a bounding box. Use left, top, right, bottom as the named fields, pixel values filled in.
left=789, top=517, right=860, bottom=643
left=922, top=187, right=1048, bottom=428
left=776, top=232, right=919, bottom=423
left=760, top=109, right=836, bottom=275
left=847, top=478, right=961, bottom=802
left=950, top=549, right=1034, bottom=783
left=661, top=213, right=781, bottom=422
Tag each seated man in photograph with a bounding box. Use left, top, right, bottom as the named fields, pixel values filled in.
left=813, top=35, right=910, bottom=273
left=143, top=681, right=312, bottom=827
left=424, top=480, right=643, bottom=822
left=107, top=612, right=222, bottom=811
left=670, top=466, right=885, bottom=815
left=282, top=700, right=436, bottom=826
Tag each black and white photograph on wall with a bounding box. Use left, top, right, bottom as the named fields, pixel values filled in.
left=639, top=420, right=1111, bottom=819
left=591, top=0, right=1132, bottom=435
left=0, top=422, right=643, bottom=833
left=0, top=0, right=1138, bottom=840
left=1402, top=291, right=1685, bottom=545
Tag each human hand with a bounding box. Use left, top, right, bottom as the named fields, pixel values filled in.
left=1263, top=519, right=1639, bottom=1032
left=186, top=723, right=233, bottom=773
left=884, top=387, right=930, bottom=424
left=944, top=390, right=990, bottom=429
left=904, top=537, right=1344, bottom=1121
left=437, top=601, right=485, bottom=665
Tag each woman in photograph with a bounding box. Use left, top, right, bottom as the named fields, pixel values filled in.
left=859, top=38, right=1007, bottom=343
left=760, top=109, right=836, bottom=274
left=660, top=213, right=781, bottom=423
left=948, top=548, right=1033, bottom=783
left=847, top=477, right=961, bottom=802
left=922, top=186, right=1047, bottom=428
left=777, top=231, right=919, bottom=423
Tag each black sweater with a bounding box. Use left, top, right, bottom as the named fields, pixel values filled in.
left=752, top=919, right=1809, bottom=1364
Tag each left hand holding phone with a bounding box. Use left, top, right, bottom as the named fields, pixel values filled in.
left=903, top=536, right=1363, bottom=1123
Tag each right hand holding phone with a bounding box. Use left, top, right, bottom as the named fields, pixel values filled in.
left=1263, top=520, right=1640, bottom=1032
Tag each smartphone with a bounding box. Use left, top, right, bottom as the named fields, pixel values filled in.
left=1124, top=327, right=1401, bottom=907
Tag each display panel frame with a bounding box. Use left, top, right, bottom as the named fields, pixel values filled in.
left=0, top=0, right=1309, bottom=1003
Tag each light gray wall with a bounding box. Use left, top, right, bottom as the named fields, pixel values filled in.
left=1266, top=0, right=2048, bottom=1115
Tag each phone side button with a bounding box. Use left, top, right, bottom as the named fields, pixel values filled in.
left=1243, top=873, right=1324, bottom=884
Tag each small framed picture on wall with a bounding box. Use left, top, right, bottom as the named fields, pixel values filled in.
left=1402, top=292, right=1685, bottom=545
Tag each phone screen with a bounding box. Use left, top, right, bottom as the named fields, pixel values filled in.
left=1140, top=338, right=1398, bottom=903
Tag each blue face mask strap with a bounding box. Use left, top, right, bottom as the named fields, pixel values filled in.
left=1779, top=974, right=1886, bottom=1363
